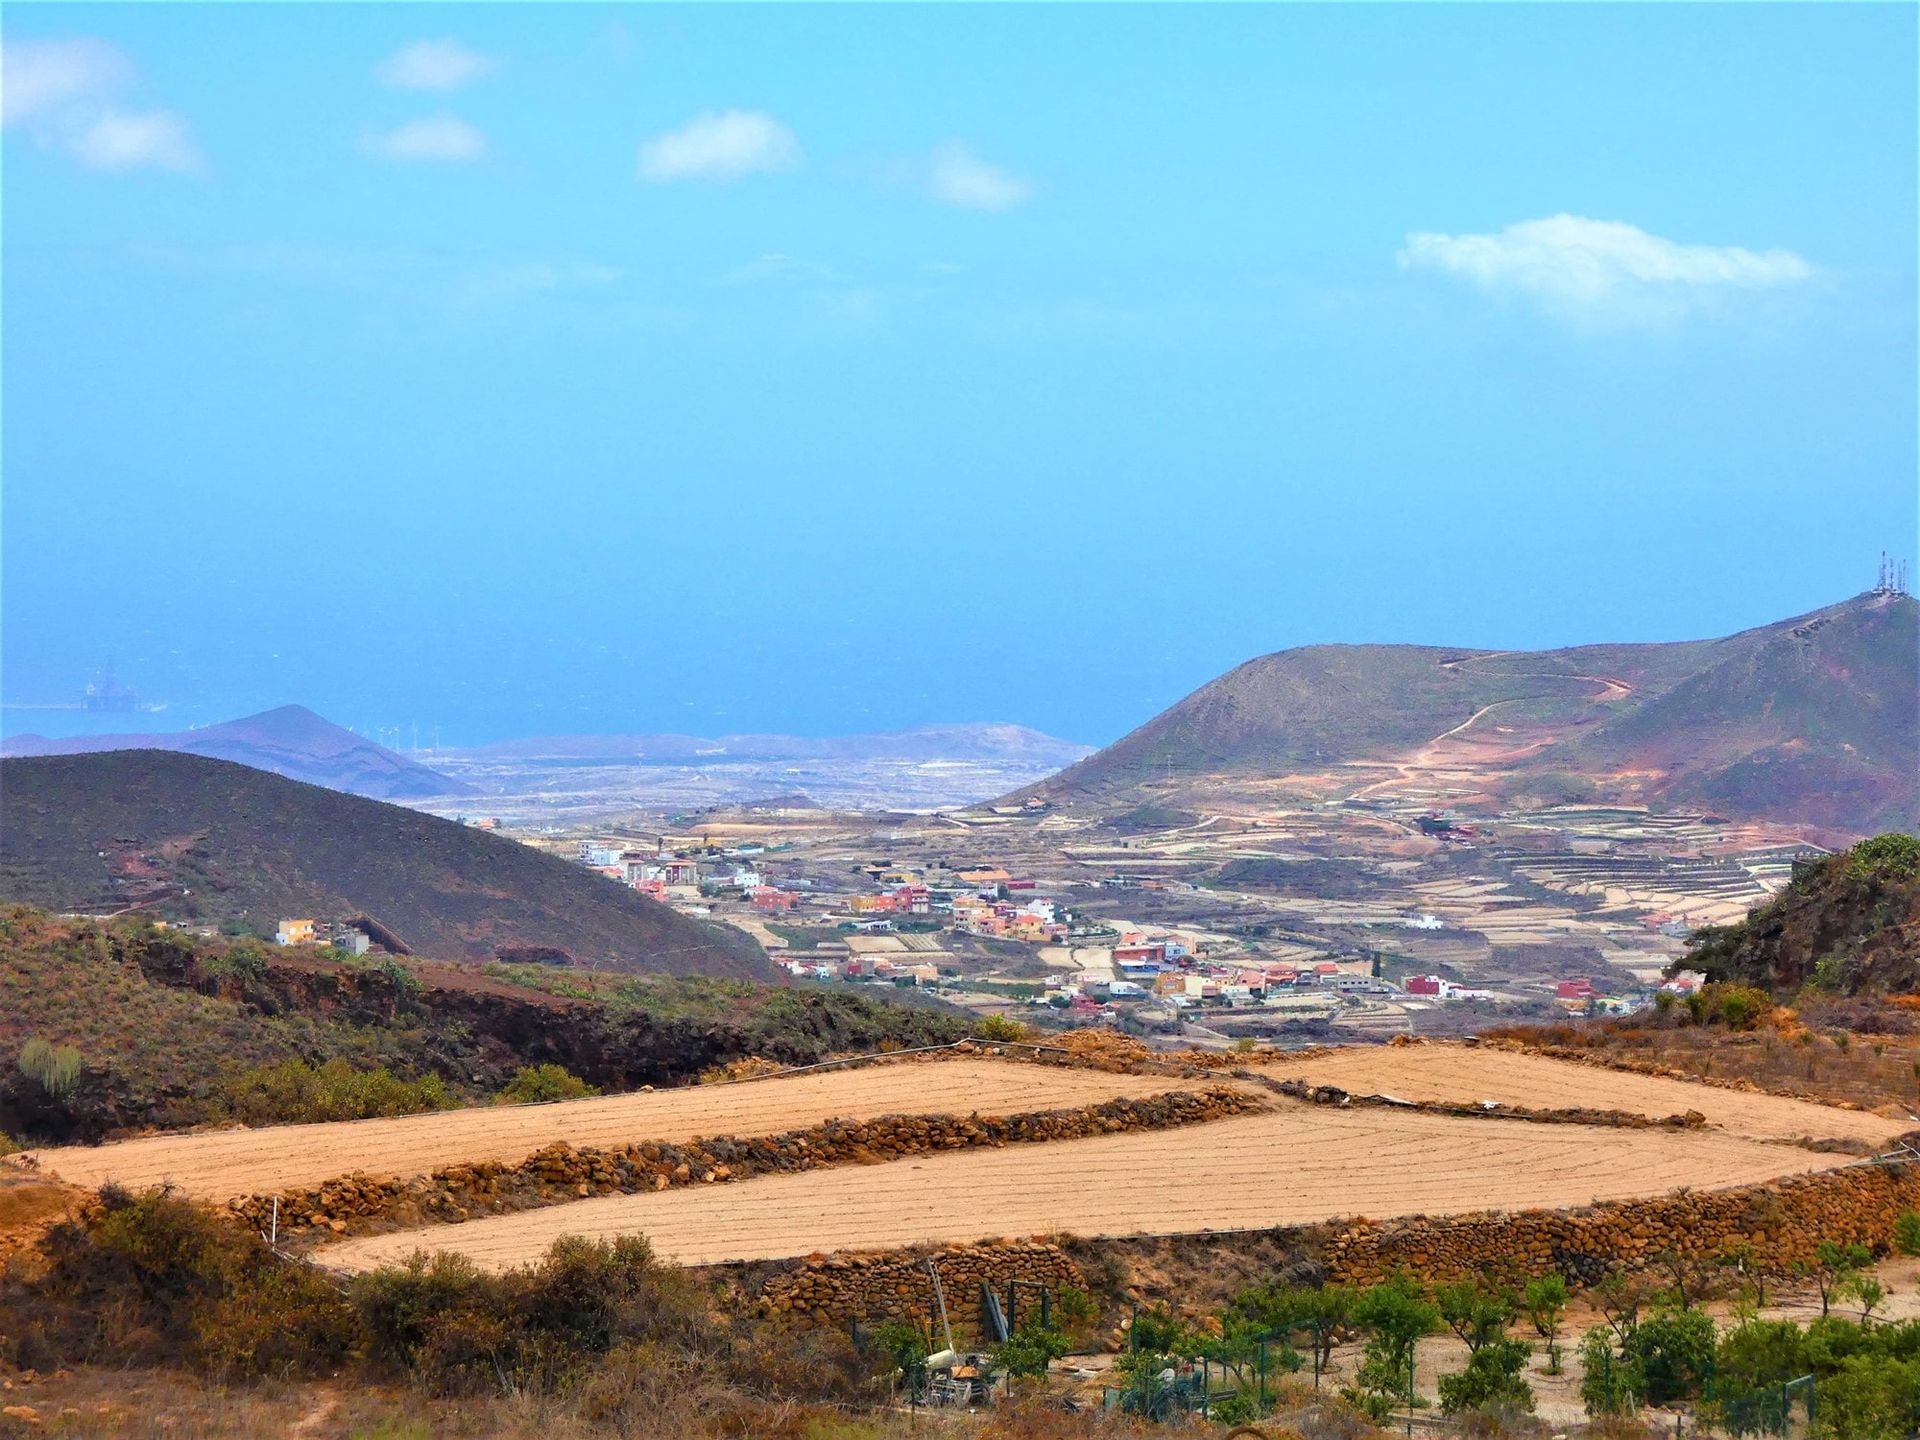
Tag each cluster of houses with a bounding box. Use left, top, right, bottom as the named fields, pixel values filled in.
left=776, top=955, right=941, bottom=986
left=272, top=918, right=372, bottom=955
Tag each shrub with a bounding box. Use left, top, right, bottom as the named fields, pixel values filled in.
left=1711, top=984, right=1772, bottom=1031
left=971, top=1014, right=1028, bottom=1043
left=994, top=1319, right=1071, bottom=1379
left=353, top=1233, right=720, bottom=1397
left=2, top=1184, right=355, bottom=1375
left=17, top=1037, right=84, bottom=1097
left=1847, top=833, right=1920, bottom=883
left=201, top=942, right=270, bottom=984
left=1438, top=1337, right=1535, bottom=1416
left=1894, top=1211, right=1920, bottom=1257
left=496, top=1064, right=599, bottom=1105
left=1623, top=1309, right=1716, bottom=1405
left=211, top=1058, right=454, bottom=1125
left=1580, top=1326, right=1638, bottom=1417
left=1345, top=1274, right=1440, bottom=1421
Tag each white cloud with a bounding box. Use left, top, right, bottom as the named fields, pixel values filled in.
left=3, top=37, right=204, bottom=174
left=1398, top=214, right=1813, bottom=322
left=377, top=39, right=496, bottom=91
left=68, top=108, right=203, bottom=173
left=928, top=142, right=1032, bottom=212
left=637, top=110, right=799, bottom=183
left=1, top=37, right=131, bottom=125
left=364, top=114, right=489, bottom=163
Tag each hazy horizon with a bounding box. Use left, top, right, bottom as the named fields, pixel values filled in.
left=5, top=4, right=1915, bottom=747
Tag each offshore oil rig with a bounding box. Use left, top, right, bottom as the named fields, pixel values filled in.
left=82, top=662, right=142, bottom=712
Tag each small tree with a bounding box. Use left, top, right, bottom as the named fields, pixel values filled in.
left=1344, top=1274, right=1439, bottom=1423
left=1438, top=1336, right=1535, bottom=1416
left=993, top=1318, right=1069, bottom=1380
left=1579, top=1325, right=1639, bottom=1417
left=1522, top=1274, right=1569, bottom=1375
left=1813, top=1241, right=1873, bottom=1318
left=1436, top=1277, right=1515, bottom=1356
left=869, top=1319, right=929, bottom=1393
left=1623, top=1309, right=1716, bottom=1406
left=1843, top=1273, right=1888, bottom=1328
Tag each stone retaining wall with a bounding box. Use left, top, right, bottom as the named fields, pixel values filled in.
left=754, top=1240, right=1084, bottom=1332
left=1327, top=1159, right=1920, bottom=1288
left=230, top=1086, right=1259, bottom=1239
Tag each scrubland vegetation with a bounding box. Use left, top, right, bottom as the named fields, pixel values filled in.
left=11, top=1185, right=1920, bottom=1437
left=0, top=906, right=975, bottom=1144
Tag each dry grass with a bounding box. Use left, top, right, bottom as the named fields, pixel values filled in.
left=323, top=1102, right=1847, bottom=1272
left=1495, top=1020, right=1920, bottom=1120
left=22, top=1060, right=1231, bottom=1204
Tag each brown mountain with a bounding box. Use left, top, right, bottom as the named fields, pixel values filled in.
left=1, top=704, right=467, bottom=801
left=0, top=750, right=774, bottom=980
left=1021, top=591, right=1918, bottom=835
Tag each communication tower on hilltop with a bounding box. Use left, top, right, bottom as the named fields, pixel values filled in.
left=1873, top=552, right=1910, bottom=598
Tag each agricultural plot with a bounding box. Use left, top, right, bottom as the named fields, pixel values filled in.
left=320, top=1103, right=1850, bottom=1272
left=22, top=1059, right=1228, bottom=1204
left=1262, top=1045, right=1910, bottom=1147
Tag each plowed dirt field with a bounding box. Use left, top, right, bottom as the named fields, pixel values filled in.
left=1261, top=1045, right=1909, bottom=1146
left=321, top=1104, right=1849, bottom=1272
left=24, top=1060, right=1227, bottom=1203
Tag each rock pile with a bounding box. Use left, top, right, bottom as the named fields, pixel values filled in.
left=757, top=1240, right=1083, bottom=1329
left=1328, top=1159, right=1920, bottom=1288
left=230, top=1086, right=1259, bottom=1240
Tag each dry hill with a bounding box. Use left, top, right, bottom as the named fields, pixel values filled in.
left=0, top=751, right=772, bottom=979
left=1, top=704, right=466, bottom=800
left=1023, top=591, right=1917, bottom=834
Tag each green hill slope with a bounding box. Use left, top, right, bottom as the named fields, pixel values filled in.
left=1683, top=834, right=1920, bottom=996
left=0, top=751, right=772, bottom=979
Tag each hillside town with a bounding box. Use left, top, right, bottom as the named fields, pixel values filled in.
left=544, top=828, right=1700, bottom=1045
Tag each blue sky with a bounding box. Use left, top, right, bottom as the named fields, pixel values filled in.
left=4, top=3, right=1915, bottom=745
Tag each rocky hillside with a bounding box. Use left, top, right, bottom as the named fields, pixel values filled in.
left=0, top=751, right=770, bottom=978
left=1682, top=834, right=1920, bottom=996
left=2, top=704, right=466, bottom=800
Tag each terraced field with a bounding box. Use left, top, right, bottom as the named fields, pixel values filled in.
left=24, top=1059, right=1226, bottom=1203
left=1261, top=1044, right=1910, bottom=1146
left=322, top=1103, right=1850, bottom=1272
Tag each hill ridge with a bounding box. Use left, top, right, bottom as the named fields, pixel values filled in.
left=0, top=750, right=772, bottom=979
left=1021, top=591, right=1918, bottom=835
left=1, top=703, right=466, bottom=801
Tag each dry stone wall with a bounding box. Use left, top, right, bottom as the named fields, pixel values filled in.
left=231, top=1086, right=1258, bottom=1240
left=1328, top=1159, right=1920, bottom=1288
left=755, top=1240, right=1084, bottom=1332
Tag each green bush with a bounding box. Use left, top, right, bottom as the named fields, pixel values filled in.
left=18, top=1037, right=84, bottom=1097
left=495, top=1064, right=599, bottom=1105
left=211, top=1057, right=454, bottom=1125
left=1847, top=833, right=1920, bottom=883
left=993, top=1319, right=1070, bottom=1379
left=1580, top=1325, right=1638, bottom=1416
left=1438, top=1337, right=1535, bottom=1415
left=201, top=942, right=270, bottom=984
left=970, top=1014, right=1027, bottom=1043
left=1624, top=1309, right=1716, bottom=1405
left=1894, top=1211, right=1920, bottom=1258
